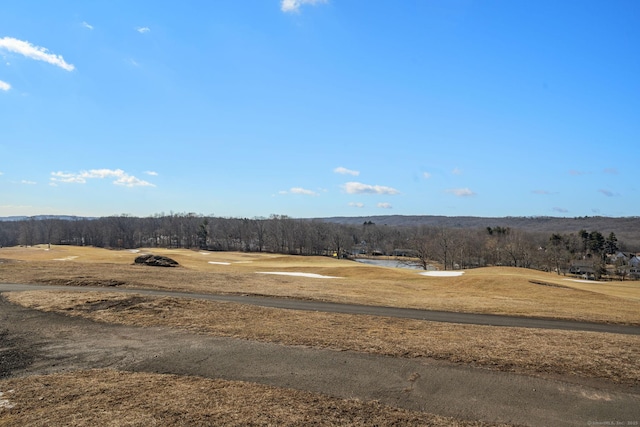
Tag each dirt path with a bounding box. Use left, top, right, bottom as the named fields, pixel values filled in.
left=1, top=296, right=639, bottom=426
left=2, top=283, right=639, bottom=335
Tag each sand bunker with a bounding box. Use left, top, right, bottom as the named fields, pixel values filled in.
left=257, top=272, right=342, bottom=279
left=419, top=271, right=465, bottom=277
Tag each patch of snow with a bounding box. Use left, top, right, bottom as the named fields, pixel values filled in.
left=0, top=391, right=15, bottom=410
left=564, top=279, right=602, bottom=284
left=199, top=252, right=210, bottom=255
left=129, top=249, right=140, bottom=253
left=53, top=256, right=78, bottom=261
left=419, top=271, right=465, bottom=277
left=208, top=261, right=231, bottom=265
left=257, top=272, right=342, bottom=279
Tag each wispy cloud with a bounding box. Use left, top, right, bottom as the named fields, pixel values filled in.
left=603, top=168, right=618, bottom=175
left=81, top=21, right=94, bottom=30
left=0, top=37, right=75, bottom=71
left=452, top=167, right=462, bottom=175
left=280, top=187, right=318, bottom=196
left=137, top=27, right=150, bottom=34
left=342, top=182, right=400, bottom=195
left=569, top=169, right=589, bottom=176
left=0, top=80, right=10, bottom=91
left=291, top=187, right=318, bottom=196
left=50, top=169, right=155, bottom=187
left=423, top=172, right=432, bottom=179
left=334, top=166, right=359, bottom=176
left=532, top=190, right=553, bottom=195
left=598, top=189, right=618, bottom=197
left=446, top=188, right=476, bottom=197
left=553, top=207, right=569, bottom=213
left=281, top=0, right=328, bottom=13
left=348, top=202, right=364, bottom=208
left=377, top=202, right=392, bottom=209
left=145, top=171, right=158, bottom=176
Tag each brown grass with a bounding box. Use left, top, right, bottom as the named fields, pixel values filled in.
left=2, top=246, right=638, bottom=425
left=1, top=245, right=639, bottom=324
left=7, top=291, right=640, bottom=386
left=0, top=369, right=503, bottom=427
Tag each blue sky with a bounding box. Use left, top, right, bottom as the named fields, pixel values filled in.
left=1, top=0, right=638, bottom=218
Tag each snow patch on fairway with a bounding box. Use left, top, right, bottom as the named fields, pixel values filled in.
left=208, top=261, right=231, bottom=265
left=257, top=272, right=342, bottom=279
left=53, top=256, right=78, bottom=261
left=419, top=271, right=465, bottom=277
left=564, top=278, right=602, bottom=284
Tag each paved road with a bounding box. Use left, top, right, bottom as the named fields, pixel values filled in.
left=1, top=296, right=639, bottom=427
left=1, top=283, right=640, bottom=335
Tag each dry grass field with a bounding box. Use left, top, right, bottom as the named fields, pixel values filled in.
left=1, top=245, right=639, bottom=425
left=0, top=369, right=506, bottom=427
left=1, top=245, right=639, bottom=324
left=6, top=290, right=639, bottom=385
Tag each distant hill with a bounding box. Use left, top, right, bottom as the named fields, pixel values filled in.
left=317, top=215, right=640, bottom=247
left=0, top=215, right=89, bottom=222
left=2, top=213, right=639, bottom=248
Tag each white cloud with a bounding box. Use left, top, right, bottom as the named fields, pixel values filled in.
left=348, top=202, right=364, bottom=208
left=423, top=172, right=431, bottom=179
left=137, top=27, right=150, bottom=34
left=145, top=171, right=158, bottom=176
left=0, top=80, right=10, bottom=91
left=532, top=190, right=552, bottom=195
left=377, top=202, right=392, bottom=209
left=288, top=187, right=318, bottom=196
left=342, top=182, right=400, bottom=195
left=50, top=169, right=155, bottom=187
left=281, top=0, right=328, bottom=13
left=334, top=166, right=359, bottom=176
left=0, top=37, right=75, bottom=71
left=452, top=167, right=462, bottom=175
left=21, top=180, right=36, bottom=185
left=446, top=188, right=476, bottom=197
left=82, top=21, right=94, bottom=30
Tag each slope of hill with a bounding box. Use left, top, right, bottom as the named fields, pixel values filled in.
left=317, top=215, right=640, bottom=248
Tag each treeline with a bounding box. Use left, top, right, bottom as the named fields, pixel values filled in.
left=0, top=213, right=635, bottom=276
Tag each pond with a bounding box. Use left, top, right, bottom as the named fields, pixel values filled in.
left=352, top=258, right=435, bottom=271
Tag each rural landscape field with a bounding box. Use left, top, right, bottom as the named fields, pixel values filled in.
left=1, top=244, right=639, bottom=426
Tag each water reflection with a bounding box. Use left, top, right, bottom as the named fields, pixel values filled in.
left=353, top=258, right=433, bottom=270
